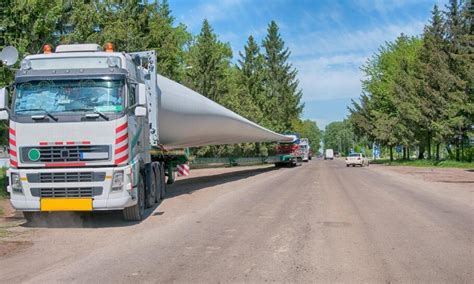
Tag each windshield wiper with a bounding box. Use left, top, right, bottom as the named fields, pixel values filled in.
left=16, top=109, right=58, bottom=121
left=70, top=108, right=109, bottom=121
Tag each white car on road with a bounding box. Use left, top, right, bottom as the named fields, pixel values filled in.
left=346, top=153, right=369, bottom=167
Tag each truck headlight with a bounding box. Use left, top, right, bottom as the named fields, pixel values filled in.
left=111, top=171, right=124, bottom=191
left=11, top=173, right=23, bottom=194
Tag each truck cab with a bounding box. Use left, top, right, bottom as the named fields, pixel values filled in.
left=299, top=138, right=310, bottom=162
left=0, top=44, right=165, bottom=221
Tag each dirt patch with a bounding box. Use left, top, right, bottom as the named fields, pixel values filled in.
left=0, top=240, right=33, bottom=257
left=372, top=165, right=474, bottom=184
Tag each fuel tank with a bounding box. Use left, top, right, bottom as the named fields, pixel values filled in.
left=156, top=74, right=292, bottom=149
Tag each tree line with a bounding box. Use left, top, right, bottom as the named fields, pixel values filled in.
left=348, top=0, right=473, bottom=162
left=0, top=0, right=322, bottom=156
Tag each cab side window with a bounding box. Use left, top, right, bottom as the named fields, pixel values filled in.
left=128, top=84, right=136, bottom=107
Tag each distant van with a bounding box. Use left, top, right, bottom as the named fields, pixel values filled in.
left=324, top=149, right=334, bottom=160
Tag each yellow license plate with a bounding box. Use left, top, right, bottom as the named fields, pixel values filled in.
left=40, top=198, right=92, bottom=211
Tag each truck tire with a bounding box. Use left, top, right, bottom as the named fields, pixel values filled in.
left=23, top=211, right=41, bottom=222
left=160, top=163, right=166, bottom=199
left=145, top=164, right=156, bottom=208
left=123, top=172, right=145, bottom=221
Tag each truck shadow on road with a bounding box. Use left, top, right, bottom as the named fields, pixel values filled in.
left=19, top=166, right=281, bottom=228
left=165, top=166, right=280, bottom=199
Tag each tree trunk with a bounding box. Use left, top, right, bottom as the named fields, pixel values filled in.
left=403, top=146, right=407, bottom=160
left=456, top=145, right=460, bottom=161
left=389, top=146, right=394, bottom=162
left=407, top=147, right=410, bottom=161
left=418, top=145, right=424, bottom=159
left=435, top=143, right=440, bottom=161
left=427, top=136, right=432, bottom=160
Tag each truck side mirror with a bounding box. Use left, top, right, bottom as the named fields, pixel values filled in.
left=0, top=88, right=9, bottom=120
left=134, top=83, right=147, bottom=117
left=134, top=106, right=146, bottom=117
left=137, top=83, right=147, bottom=106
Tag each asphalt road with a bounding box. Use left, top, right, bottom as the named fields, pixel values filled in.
left=1, top=160, right=473, bottom=283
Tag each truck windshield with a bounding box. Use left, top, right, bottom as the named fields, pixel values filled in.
left=13, top=80, right=124, bottom=115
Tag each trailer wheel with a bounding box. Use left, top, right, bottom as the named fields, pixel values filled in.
left=123, top=173, right=145, bottom=221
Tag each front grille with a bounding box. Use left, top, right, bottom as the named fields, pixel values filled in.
left=27, top=172, right=106, bottom=183
left=30, top=187, right=103, bottom=198
left=21, top=145, right=110, bottom=163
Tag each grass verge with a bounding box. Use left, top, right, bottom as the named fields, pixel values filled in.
left=371, top=159, right=474, bottom=169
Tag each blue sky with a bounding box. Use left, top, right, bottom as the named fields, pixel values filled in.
left=168, top=0, right=447, bottom=129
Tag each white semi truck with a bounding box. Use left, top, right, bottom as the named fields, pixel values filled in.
left=0, top=44, right=290, bottom=221
left=299, top=138, right=310, bottom=162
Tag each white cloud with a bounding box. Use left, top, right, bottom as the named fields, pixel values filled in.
left=179, top=0, right=248, bottom=30
left=354, top=0, right=441, bottom=13
left=289, top=20, right=427, bottom=102
left=296, top=65, right=363, bottom=102
left=289, top=20, right=426, bottom=58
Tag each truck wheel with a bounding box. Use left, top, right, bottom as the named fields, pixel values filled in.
left=123, top=173, right=145, bottom=221
left=145, top=165, right=156, bottom=208
left=23, top=211, right=40, bottom=222
left=160, top=163, right=166, bottom=199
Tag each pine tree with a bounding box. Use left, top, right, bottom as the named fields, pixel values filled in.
left=418, top=5, right=455, bottom=159
left=148, top=0, right=191, bottom=81
left=185, top=19, right=232, bottom=103
left=237, top=35, right=264, bottom=123
left=444, top=0, right=473, bottom=160
left=262, top=21, right=303, bottom=132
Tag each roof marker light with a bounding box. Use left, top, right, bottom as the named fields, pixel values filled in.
left=105, top=42, right=114, bottom=52
left=43, top=44, right=52, bottom=54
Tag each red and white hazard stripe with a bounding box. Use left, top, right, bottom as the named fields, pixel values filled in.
left=9, top=127, right=18, bottom=168
left=115, top=121, right=129, bottom=165
left=176, top=164, right=190, bottom=176
left=38, top=141, right=91, bottom=146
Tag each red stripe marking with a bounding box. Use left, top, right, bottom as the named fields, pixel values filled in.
left=115, top=122, right=128, bottom=133
left=115, top=154, right=129, bottom=165
left=115, top=133, right=128, bottom=144
left=9, top=139, right=16, bottom=147
left=45, top=162, right=86, bottom=167
left=10, top=160, right=18, bottom=168
left=82, top=141, right=91, bottom=145
left=115, top=144, right=128, bottom=155
left=66, top=141, right=75, bottom=145
left=9, top=149, right=16, bottom=157
left=55, top=141, right=63, bottom=145
left=39, top=142, right=48, bottom=146
left=9, top=128, right=16, bottom=136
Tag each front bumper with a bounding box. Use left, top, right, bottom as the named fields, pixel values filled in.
left=346, top=160, right=363, bottom=165
left=7, top=165, right=135, bottom=211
